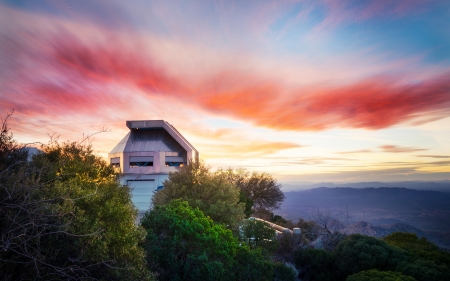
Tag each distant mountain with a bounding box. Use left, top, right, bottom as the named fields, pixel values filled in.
left=341, top=221, right=450, bottom=249
left=277, top=187, right=450, bottom=232
left=281, top=180, right=450, bottom=193
left=343, top=221, right=426, bottom=238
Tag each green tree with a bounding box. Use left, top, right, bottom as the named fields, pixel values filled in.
left=141, top=199, right=274, bottom=281
left=37, top=140, right=151, bottom=280
left=346, top=270, right=416, bottom=281
left=0, top=114, right=151, bottom=280
left=239, top=219, right=278, bottom=254
left=221, top=168, right=285, bottom=212
left=396, top=259, right=450, bottom=281
left=233, top=246, right=275, bottom=281
left=384, top=232, right=450, bottom=264
left=273, top=262, right=296, bottom=281
left=239, top=190, right=254, bottom=218
left=384, top=232, right=450, bottom=281
left=276, top=231, right=304, bottom=262
left=333, top=234, right=407, bottom=280
left=152, top=160, right=245, bottom=229
left=293, top=248, right=337, bottom=281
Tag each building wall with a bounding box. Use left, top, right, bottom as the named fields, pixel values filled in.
left=108, top=120, right=197, bottom=221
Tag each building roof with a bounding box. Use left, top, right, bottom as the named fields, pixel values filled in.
left=109, top=120, right=198, bottom=157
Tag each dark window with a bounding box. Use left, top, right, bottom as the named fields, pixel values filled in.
left=130, top=156, right=153, bottom=168
left=165, top=156, right=184, bottom=167
left=165, top=162, right=183, bottom=167
left=130, top=161, right=153, bottom=167
left=111, top=157, right=120, bottom=167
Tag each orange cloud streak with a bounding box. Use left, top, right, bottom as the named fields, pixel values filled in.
left=380, top=145, right=428, bottom=153
left=2, top=26, right=450, bottom=132
left=201, top=141, right=301, bottom=159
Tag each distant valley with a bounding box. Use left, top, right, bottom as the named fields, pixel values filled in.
left=281, top=180, right=450, bottom=193
left=277, top=186, right=450, bottom=248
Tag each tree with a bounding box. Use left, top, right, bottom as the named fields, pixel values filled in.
left=333, top=234, right=407, bottom=280
left=141, top=199, right=275, bottom=281
left=384, top=232, right=450, bottom=281
left=396, top=259, right=450, bottom=281
left=239, top=191, right=254, bottom=218
left=221, top=168, right=285, bottom=212
left=37, top=140, right=151, bottom=280
left=293, top=248, right=336, bottom=281
left=141, top=200, right=237, bottom=281
left=307, top=208, right=348, bottom=251
left=0, top=113, right=151, bottom=280
left=233, top=246, right=275, bottom=281
left=273, top=262, right=296, bottom=281
left=152, top=160, right=245, bottom=229
left=275, top=231, right=304, bottom=262
left=239, top=219, right=278, bottom=254
left=384, top=232, right=445, bottom=260
left=346, top=270, right=416, bottom=281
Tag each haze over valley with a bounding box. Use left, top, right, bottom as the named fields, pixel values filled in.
left=277, top=183, right=450, bottom=248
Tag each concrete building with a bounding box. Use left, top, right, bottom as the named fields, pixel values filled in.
left=108, top=120, right=198, bottom=216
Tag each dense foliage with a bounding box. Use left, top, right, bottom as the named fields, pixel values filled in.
left=4, top=113, right=448, bottom=281
left=291, top=232, right=450, bottom=281
left=333, top=234, right=406, bottom=278
left=141, top=200, right=285, bottom=281
left=239, top=219, right=278, bottom=254
left=294, top=248, right=337, bottom=281
left=141, top=200, right=237, bottom=281
left=220, top=168, right=285, bottom=212
left=346, top=270, right=416, bottom=281
left=0, top=115, right=151, bottom=280
left=152, top=161, right=245, bottom=229
left=384, top=232, right=450, bottom=281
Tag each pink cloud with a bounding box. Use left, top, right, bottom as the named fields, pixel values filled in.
left=380, top=145, right=428, bottom=153
left=1, top=6, right=449, bottom=134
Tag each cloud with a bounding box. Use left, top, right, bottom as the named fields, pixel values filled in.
left=277, top=168, right=450, bottom=183
left=380, top=145, right=428, bottom=153
left=200, top=141, right=301, bottom=159
left=187, top=73, right=450, bottom=131
left=337, top=146, right=433, bottom=155
left=264, top=156, right=355, bottom=166
left=415, top=155, right=450, bottom=159
left=311, top=0, right=437, bottom=35
left=2, top=5, right=450, bottom=135
left=336, top=149, right=373, bottom=155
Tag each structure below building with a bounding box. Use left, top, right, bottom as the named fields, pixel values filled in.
left=108, top=120, right=198, bottom=219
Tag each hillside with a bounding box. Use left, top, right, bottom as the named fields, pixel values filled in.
left=278, top=187, right=450, bottom=233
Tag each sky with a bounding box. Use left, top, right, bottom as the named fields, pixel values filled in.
left=1, top=0, right=449, bottom=186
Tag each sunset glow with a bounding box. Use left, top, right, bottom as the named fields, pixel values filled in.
left=1, top=0, right=449, bottom=186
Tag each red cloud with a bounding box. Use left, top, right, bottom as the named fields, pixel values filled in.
left=190, top=73, right=450, bottom=131
left=2, top=26, right=450, bottom=132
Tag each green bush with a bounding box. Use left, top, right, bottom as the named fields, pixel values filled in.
left=384, top=232, right=450, bottom=281
left=239, top=219, right=278, bottom=254
left=0, top=120, right=151, bottom=280
left=152, top=161, right=245, bottom=229
left=273, top=262, right=296, bottom=281
left=346, top=269, right=416, bottom=281
left=293, top=248, right=336, bottom=281
left=141, top=199, right=275, bottom=281
left=334, top=234, right=407, bottom=279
